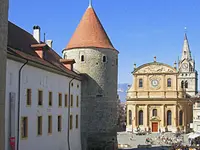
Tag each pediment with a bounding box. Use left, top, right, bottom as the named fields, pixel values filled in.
left=134, top=62, right=177, bottom=74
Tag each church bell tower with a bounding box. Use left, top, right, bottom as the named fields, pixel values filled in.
left=178, top=33, right=198, bottom=97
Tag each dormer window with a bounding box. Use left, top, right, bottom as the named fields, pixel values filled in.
left=103, top=56, right=106, bottom=62
left=81, top=55, right=84, bottom=62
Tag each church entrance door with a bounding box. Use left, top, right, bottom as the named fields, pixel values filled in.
left=152, top=122, right=158, bottom=132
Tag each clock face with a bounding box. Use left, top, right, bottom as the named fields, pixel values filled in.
left=182, top=63, right=188, bottom=69
left=151, top=79, right=159, bottom=87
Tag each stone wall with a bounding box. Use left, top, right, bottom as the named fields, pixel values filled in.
left=63, top=48, right=118, bottom=149
left=0, top=0, right=8, bottom=150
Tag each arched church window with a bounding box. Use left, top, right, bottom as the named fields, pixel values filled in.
left=139, top=79, right=143, bottom=88
left=167, top=110, right=172, bottom=125
left=181, top=81, right=184, bottom=88
left=139, top=110, right=143, bottom=125
left=152, top=109, right=157, bottom=116
left=103, top=56, right=106, bottom=62
left=185, top=81, right=188, bottom=88
left=167, top=78, right=172, bottom=87
left=179, top=110, right=183, bottom=126
left=81, top=55, right=84, bottom=62
left=129, top=110, right=132, bottom=125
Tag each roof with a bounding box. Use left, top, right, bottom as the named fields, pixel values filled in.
left=7, top=21, right=81, bottom=79
left=65, top=6, right=117, bottom=51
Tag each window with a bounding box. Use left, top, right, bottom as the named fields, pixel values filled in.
left=181, top=81, right=184, bottom=88
left=70, top=115, right=73, bottom=130
left=116, top=58, right=118, bottom=65
left=64, top=53, right=67, bottom=59
left=152, top=109, right=157, bottom=117
left=58, top=93, right=62, bottom=107
left=21, top=117, right=28, bottom=138
left=128, top=110, right=132, bottom=125
left=81, top=55, right=84, bottom=61
left=58, top=116, right=62, bottom=132
left=37, top=116, right=42, bottom=135
left=48, top=116, right=52, bottom=134
left=167, top=78, right=172, bottom=87
left=76, top=96, right=79, bottom=107
left=185, top=81, right=188, bottom=88
left=103, top=56, right=106, bottom=62
left=38, top=90, right=43, bottom=106
left=139, top=79, right=143, bottom=88
left=138, top=110, right=143, bottom=125
left=77, top=84, right=79, bottom=88
left=167, top=110, right=172, bottom=125
left=65, top=94, right=68, bottom=107
left=26, top=89, right=31, bottom=106
left=70, top=94, right=73, bottom=107
left=76, top=115, right=78, bottom=128
left=179, top=111, right=183, bottom=126
left=49, top=92, right=52, bottom=107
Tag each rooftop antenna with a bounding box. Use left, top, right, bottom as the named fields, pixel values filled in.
left=88, top=0, right=92, bottom=8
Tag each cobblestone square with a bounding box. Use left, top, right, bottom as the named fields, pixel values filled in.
left=117, top=132, right=190, bottom=149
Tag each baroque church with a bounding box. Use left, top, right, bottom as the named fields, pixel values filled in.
left=126, top=33, right=198, bottom=133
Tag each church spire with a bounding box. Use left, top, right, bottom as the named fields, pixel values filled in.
left=88, top=0, right=92, bottom=8
left=181, top=28, right=192, bottom=60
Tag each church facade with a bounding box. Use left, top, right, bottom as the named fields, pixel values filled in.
left=126, top=33, right=197, bottom=133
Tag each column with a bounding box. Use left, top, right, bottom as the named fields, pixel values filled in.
left=145, top=105, right=149, bottom=128
left=132, top=105, right=136, bottom=129
left=163, top=74, right=166, bottom=98
left=161, top=105, right=165, bottom=127
left=173, top=105, right=177, bottom=127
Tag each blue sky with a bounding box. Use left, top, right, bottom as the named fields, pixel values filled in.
left=9, top=0, right=200, bottom=85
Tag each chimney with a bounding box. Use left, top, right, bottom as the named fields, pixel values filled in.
left=46, top=40, right=53, bottom=48
left=31, top=43, right=48, bottom=59
left=33, top=25, right=41, bottom=43
left=60, top=59, right=76, bottom=71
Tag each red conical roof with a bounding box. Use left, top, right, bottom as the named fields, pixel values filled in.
left=65, top=6, right=116, bottom=50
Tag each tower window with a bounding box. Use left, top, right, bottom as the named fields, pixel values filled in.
left=185, top=81, right=188, bottom=88
left=64, top=53, right=67, bottom=59
left=184, top=51, right=186, bottom=55
left=167, top=78, right=172, bottom=87
left=103, top=56, right=106, bottom=62
left=139, top=79, right=143, bottom=88
left=181, top=81, right=184, bottom=88
left=81, top=55, right=84, bottom=61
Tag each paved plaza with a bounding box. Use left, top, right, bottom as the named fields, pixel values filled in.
left=117, top=132, right=190, bottom=149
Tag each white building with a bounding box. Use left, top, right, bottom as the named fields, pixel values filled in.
left=5, top=22, right=82, bottom=150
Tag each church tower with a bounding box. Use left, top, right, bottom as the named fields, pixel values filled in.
left=178, top=33, right=198, bottom=97
left=63, top=3, right=119, bottom=150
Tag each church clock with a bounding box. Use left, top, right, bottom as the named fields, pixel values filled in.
left=182, top=63, right=188, bottom=69
left=151, top=79, right=159, bottom=87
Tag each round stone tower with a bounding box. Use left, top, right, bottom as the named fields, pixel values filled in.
left=63, top=4, right=119, bottom=150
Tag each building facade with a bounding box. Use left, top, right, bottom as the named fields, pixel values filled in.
left=126, top=34, right=197, bottom=133
left=0, top=0, right=8, bottom=149
left=63, top=4, right=119, bottom=150
left=5, top=22, right=82, bottom=150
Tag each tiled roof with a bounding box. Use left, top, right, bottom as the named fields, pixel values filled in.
left=7, top=21, right=81, bottom=79
left=65, top=6, right=116, bottom=51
